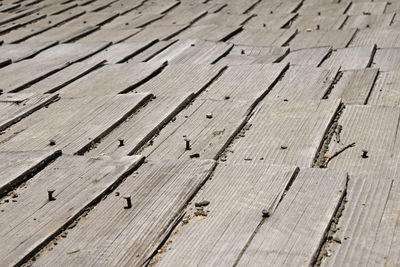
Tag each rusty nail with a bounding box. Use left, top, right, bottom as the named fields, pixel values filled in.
left=281, top=145, right=288, bottom=149
left=123, top=195, right=132, bottom=209
left=185, top=138, right=191, bottom=150
left=317, top=24, right=320, bottom=30
left=262, top=209, right=270, bottom=218
left=362, top=149, right=368, bottom=158
left=48, top=189, right=56, bottom=201
left=118, top=138, right=124, bottom=147
left=49, top=139, right=56, bottom=146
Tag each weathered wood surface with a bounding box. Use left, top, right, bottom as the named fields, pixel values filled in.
left=321, top=176, right=400, bottom=267
left=59, top=62, right=164, bottom=96
left=226, top=99, right=341, bottom=167
left=123, top=24, right=188, bottom=42
left=76, top=28, right=142, bottom=43
left=0, top=94, right=151, bottom=154
left=0, top=149, right=60, bottom=197
left=31, top=159, right=216, bottom=267
left=349, top=27, right=400, bottom=48
left=290, top=15, right=346, bottom=31
left=217, top=45, right=288, bottom=65
left=141, top=99, right=249, bottom=161
left=255, top=0, right=302, bottom=14
left=230, top=28, right=297, bottom=47
left=175, top=24, right=242, bottom=42
left=0, top=154, right=143, bottom=267
left=126, top=40, right=178, bottom=63
left=369, top=70, right=400, bottom=106
left=194, top=13, right=251, bottom=26
left=0, top=42, right=55, bottom=64
left=299, top=2, right=351, bottom=16
left=220, top=0, right=259, bottom=14
left=244, top=14, right=296, bottom=29
left=289, top=29, right=357, bottom=50
left=283, top=46, right=331, bottom=67
left=152, top=163, right=299, bottom=266
left=342, top=14, right=395, bottom=29
left=320, top=45, right=376, bottom=70
left=102, top=13, right=164, bottom=29
left=346, top=2, right=387, bottom=15
left=330, top=68, right=378, bottom=104
left=372, top=48, right=400, bottom=72
left=266, top=65, right=339, bottom=101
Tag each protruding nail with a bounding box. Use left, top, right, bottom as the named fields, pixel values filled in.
left=49, top=139, right=56, bottom=146
left=48, top=189, right=56, bottom=201
left=362, top=149, right=368, bottom=158
left=318, top=11, right=321, bottom=15
left=185, top=138, right=191, bottom=150
left=317, top=24, right=320, bottom=30
left=241, top=49, right=245, bottom=54
left=123, top=195, right=132, bottom=209
left=262, top=209, right=270, bottom=218
left=281, top=145, right=288, bottom=149
left=118, top=138, right=124, bottom=147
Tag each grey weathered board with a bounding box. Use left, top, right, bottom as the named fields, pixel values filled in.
left=175, top=24, right=242, bottom=42
left=244, top=13, right=296, bottom=29
left=148, top=39, right=233, bottom=64
left=198, top=63, right=288, bottom=102
left=220, top=0, right=259, bottom=14
left=0, top=41, right=55, bottom=64
left=76, top=28, right=142, bottom=43
left=87, top=94, right=194, bottom=157
left=299, top=2, right=351, bottom=16
left=133, top=0, right=179, bottom=14
left=325, top=105, right=400, bottom=177
left=346, top=2, right=387, bottom=15
left=59, top=62, right=164, bottom=96
left=217, top=45, right=288, bottom=65
left=283, top=46, right=331, bottom=67
left=321, top=176, right=400, bottom=267
left=0, top=93, right=58, bottom=131
left=141, top=99, right=250, bottom=161
left=372, top=48, right=400, bottom=72
left=102, top=13, right=164, bottom=29
left=342, top=14, right=395, bottom=29
left=134, top=64, right=225, bottom=96
left=349, top=27, right=400, bottom=48
left=151, top=9, right=206, bottom=26
left=290, top=15, right=346, bottom=31
left=0, top=94, right=151, bottom=154
left=30, top=159, right=216, bottom=267
left=127, top=40, right=178, bottom=62
left=266, top=65, right=339, bottom=101
left=123, top=24, right=188, bottom=42
left=194, top=13, right=251, bottom=26
left=0, top=149, right=60, bottom=197
left=320, top=45, right=376, bottom=70
left=369, top=70, right=400, bottom=106
left=255, top=0, right=302, bottom=14
left=289, top=29, right=357, bottom=50
left=226, top=99, right=341, bottom=167
left=330, top=68, right=378, bottom=104
left=230, top=28, right=297, bottom=47
left=0, top=154, right=143, bottom=267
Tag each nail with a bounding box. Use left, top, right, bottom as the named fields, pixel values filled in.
left=317, top=24, right=320, bottom=30
left=318, top=11, right=321, bottom=15
left=185, top=138, right=191, bottom=150
left=48, top=189, right=56, bottom=201
left=241, top=49, right=245, bottom=54
left=123, top=195, right=132, bottom=209
left=118, top=138, right=124, bottom=147
left=262, top=209, right=270, bottom=218
left=362, top=149, right=368, bottom=158
left=281, top=145, right=288, bottom=149
left=49, top=139, right=56, bottom=146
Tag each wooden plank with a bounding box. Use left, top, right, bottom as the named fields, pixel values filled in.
left=0, top=93, right=58, bottom=131
left=299, top=2, right=351, bottom=16
left=289, top=29, right=357, bottom=50
left=194, top=13, right=252, bottom=26
left=225, top=99, right=341, bottom=167
left=266, top=65, right=339, bottom=101
left=320, top=176, right=400, bottom=267
left=342, top=14, right=395, bottom=29
left=198, top=63, right=288, bottom=101
left=324, top=105, right=400, bottom=177
left=349, top=27, right=400, bottom=48
left=30, top=159, right=216, bottom=267
left=0, top=94, right=151, bottom=154
left=255, top=0, right=302, bottom=14
left=24, top=25, right=99, bottom=43
left=372, top=48, right=400, bottom=72
left=148, top=39, right=233, bottom=64
left=0, top=154, right=143, bottom=267
left=320, top=45, right=376, bottom=70
left=132, top=0, right=179, bottom=14
left=102, top=13, right=164, bottom=29
left=290, top=15, right=347, bottom=31
left=126, top=40, right=178, bottom=63
left=0, top=41, right=55, bottom=63
left=230, top=28, right=297, bottom=47
left=282, top=46, right=332, bottom=67
left=244, top=13, right=296, bottom=29
left=220, top=0, right=259, bottom=14
left=0, top=42, right=108, bottom=93
left=330, top=68, right=378, bottom=104
left=151, top=9, right=206, bottom=26
left=134, top=64, right=225, bottom=96
left=76, top=28, right=142, bottom=43
left=369, top=70, right=400, bottom=106
left=0, top=149, right=60, bottom=197
left=151, top=163, right=298, bottom=266
left=175, top=24, right=242, bottom=42
left=122, top=24, right=188, bottom=42
left=217, top=45, right=288, bottom=65
left=347, top=2, right=387, bottom=15
left=86, top=94, right=194, bottom=157
left=59, top=62, right=165, bottom=96
left=141, top=99, right=249, bottom=161
left=237, top=168, right=346, bottom=266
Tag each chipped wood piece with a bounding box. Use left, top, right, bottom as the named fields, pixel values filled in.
left=194, top=13, right=252, bottom=26
left=175, top=24, right=242, bottom=42
left=342, top=14, right=395, bottom=29
left=369, top=70, right=400, bottom=106
left=123, top=24, right=188, bottom=42
left=59, top=62, right=164, bottom=96
left=0, top=94, right=151, bottom=154
left=320, top=45, right=376, bottom=70
left=346, top=2, right=387, bottom=15
left=30, top=159, right=216, bottom=267
left=330, top=68, right=378, bottom=104
left=0, top=154, right=143, bottom=267
left=0, top=149, right=60, bottom=197
left=282, top=46, right=331, bottom=67
left=87, top=94, right=194, bottom=157
left=237, top=168, right=347, bottom=266
left=290, top=15, right=347, bottom=31
left=134, top=63, right=225, bottom=96
left=148, top=39, right=233, bottom=64
left=231, top=28, right=297, bottom=47
left=0, top=93, right=59, bottom=131
left=321, top=176, right=400, bottom=266
left=326, top=105, right=400, bottom=177
left=243, top=13, right=296, bottom=29
left=372, top=48, right=400, bottom=72
left=266, top=65, right=339, bottom=101
left=142, top=99, right=249, bottom=160
left=226, top=99, right=341, bottom=167
left=76, top=28, right=142, bottom=43
left=349, top=27, right=400, bottom=48
left=289, top=29, right=357, bottom=50
left=198, top=63, right=288, bottom=102
left=152, top=163, right=298, bottom=266
left=217, top=45, right=288, bottom=65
